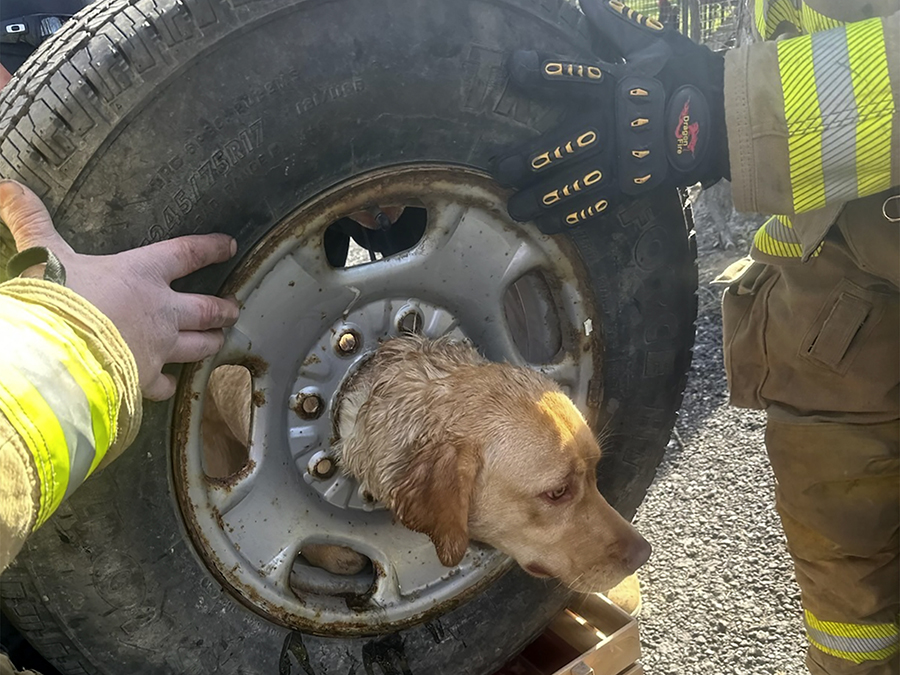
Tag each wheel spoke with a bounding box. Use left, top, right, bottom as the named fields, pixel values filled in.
left=534, top=354, right=582, bottom=391
left=423, top=307, right=460, bottom=339
left=291, top=520, right=448, bottom=605
left=288, top=424, right=321, bottom=463
left=233, top=251, right=358, bottom=363
left=455, top=302, right=524, bottom=365
left=207, top=477, right=251, bottom=517
left=258, top=543, right=302, bottom=584
left=371, top=536, right=457, bottom=604
left=219, top=467, right=302, bottom=572
left=420, top=208, right=549, bottom=310
left=216, top=326, right=254, bottom=364
left=336, top=203, right=548, bottom=360
left=371, top=561, right=404, bottom=605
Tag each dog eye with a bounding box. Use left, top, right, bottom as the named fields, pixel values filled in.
left=546, top=485, right=568, bottom=501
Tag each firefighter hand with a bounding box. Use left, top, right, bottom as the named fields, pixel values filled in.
left=492, top=0, right=728, bottom=234
left=0, top=180, right=240, bottom=401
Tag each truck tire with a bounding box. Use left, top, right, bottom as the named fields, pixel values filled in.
left=0, top=0, right=697, bottom=673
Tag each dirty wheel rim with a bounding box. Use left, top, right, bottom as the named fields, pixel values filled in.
left=172, top=165, right=598, bottom=635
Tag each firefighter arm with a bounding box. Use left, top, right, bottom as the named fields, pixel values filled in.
left=725, top=12, right=899, bottom=215
left=0, top=280, right=141, bottom=571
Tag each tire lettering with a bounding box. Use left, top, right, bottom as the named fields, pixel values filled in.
left=148, top=120, right=263, bottom=243
left=295, top=78, right=365, bottom=115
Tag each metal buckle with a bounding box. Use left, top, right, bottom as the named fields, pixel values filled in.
left=882, top=194, right=900, bottom=222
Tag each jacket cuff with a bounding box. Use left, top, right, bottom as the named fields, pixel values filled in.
left=0, top=425, right=39, bottom=571
left=0, top=279, right=142, bottom=464
left=724, top=46, right=756, bottom=212
left=724, top=42, right=794, bottom=215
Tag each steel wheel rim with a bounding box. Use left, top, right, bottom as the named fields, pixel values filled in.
left=172, top=164, right=598, bottom=635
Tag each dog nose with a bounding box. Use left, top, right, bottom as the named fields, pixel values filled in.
left=624, top=535, right=652, bottom=571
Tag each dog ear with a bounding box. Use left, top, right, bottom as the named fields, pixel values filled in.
left=391, top=440, right=482, bottom=567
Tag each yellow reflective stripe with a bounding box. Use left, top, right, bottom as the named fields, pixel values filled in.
left=67, top=337, right=115, bottom=478
left=846, top=19, right=895, bottom=199
left=0, top=370, right=69, bottom=526
left=805, top=611, right=899, bottom=664
left=799, top=2, right=843, bottom=34
left=756, top=0, right=802, bottom=39
left=806, top=611, right=899, bottom=640
left=0, top=295, right=119, bottom=525
left=753, top=215, right=805, bottom=258
left=12, top=303, right=117, bottom=476
left=756, top=0, right=846, bottom=38
left=778, top=34, right=827, bottom=212
left=777, top=18, right=894, bottom=212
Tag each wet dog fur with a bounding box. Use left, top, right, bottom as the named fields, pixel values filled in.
left=202, top=335, right=650, bottom=592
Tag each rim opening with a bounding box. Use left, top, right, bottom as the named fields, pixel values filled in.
left=398, top=308, right=425, bottom=334
left=324, top=206, right=428, bottom=268
left=201, top=364, right=252, bottom=479
left=503, top=270, right=564, bottom=365
left=293, top=544, right=376, bottom=600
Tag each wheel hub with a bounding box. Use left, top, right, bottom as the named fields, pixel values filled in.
left=294, top=299, right=468, bottom=511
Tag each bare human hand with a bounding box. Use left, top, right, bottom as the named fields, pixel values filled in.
left=0, top=180, right=240, bottom=401
left=0, top=63, right=11, bottom=91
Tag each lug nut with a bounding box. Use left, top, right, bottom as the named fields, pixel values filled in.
left=336, top=330, right=360, bottom=355
left=294, top=392, right=324, bottom=419
left=398, top=310, right=423, bottom=334
left=312, top=457, right=336, bottom=479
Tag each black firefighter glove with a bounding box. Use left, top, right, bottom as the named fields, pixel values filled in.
left=493, top=0, right=729, bottom=234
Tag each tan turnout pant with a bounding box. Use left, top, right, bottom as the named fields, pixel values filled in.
left=722, top=191, right=900, bottom=675
left=0, top=654, right=39, bottom=675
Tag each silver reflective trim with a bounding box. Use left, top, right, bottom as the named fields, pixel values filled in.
left=765, top=215, right=803, bottom=246
left=806, top=623, right=899, bottom=658
left=811, top=26, right=859, bottom=204
left=5, top=322, right=98, bottom=499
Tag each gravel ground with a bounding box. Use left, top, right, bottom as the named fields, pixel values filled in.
left=633, top=192, right=807, bottom=675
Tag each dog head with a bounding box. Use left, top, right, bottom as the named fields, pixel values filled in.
left=466, top=385, right=651, bottom=592
left=359, top=345, right=651, bottom=593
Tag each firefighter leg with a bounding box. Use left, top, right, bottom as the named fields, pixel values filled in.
left=765, top=415, right=899, bottom=675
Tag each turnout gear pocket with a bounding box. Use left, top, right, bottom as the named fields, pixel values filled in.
left=722, top=224, right=899, bottom=419
left=720, top=258, right=779, bottom=410
left=762, top=273, right=899, bottom=417
left=799, top=279, right=886, bottom=376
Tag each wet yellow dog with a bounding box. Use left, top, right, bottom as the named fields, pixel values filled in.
left=203, top=334, right=650, bottom=592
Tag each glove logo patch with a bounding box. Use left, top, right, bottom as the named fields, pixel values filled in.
left=674, top=99, right=699, bottom=156
left=666, top=85, right=708, bottom=172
